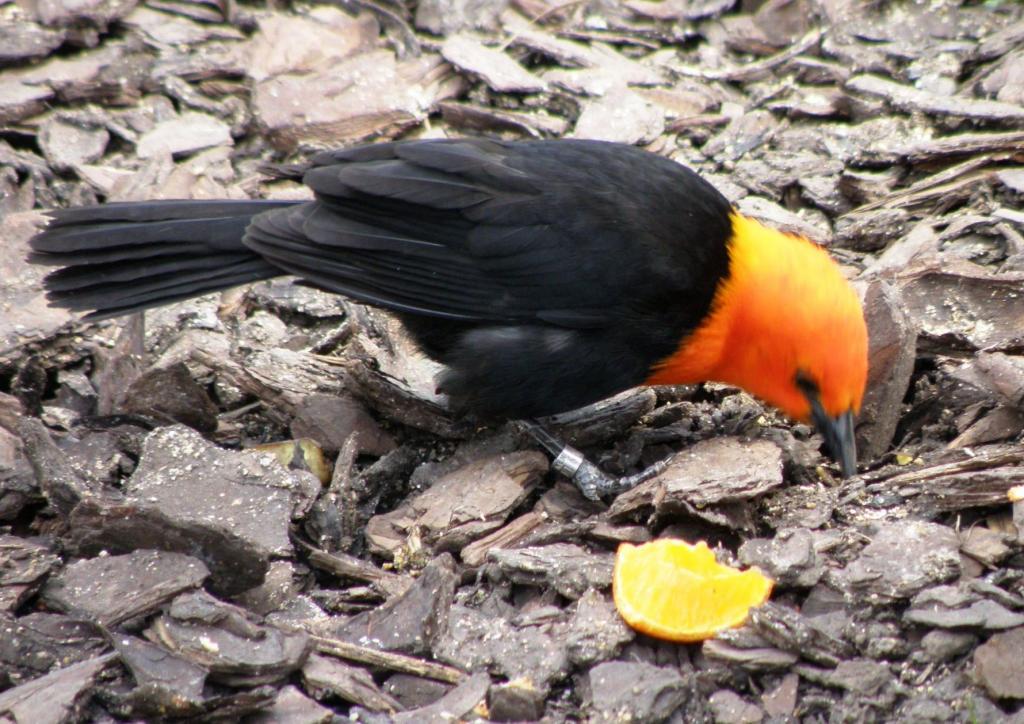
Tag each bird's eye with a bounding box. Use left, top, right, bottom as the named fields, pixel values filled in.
left=794, top=371, right=819, bottom=398
left=796, top=370, right=830, bottom=433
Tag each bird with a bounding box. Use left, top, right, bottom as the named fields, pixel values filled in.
left=28, top=138, right=868, bottom=496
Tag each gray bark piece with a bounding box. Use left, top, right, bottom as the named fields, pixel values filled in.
left=749, top=602, right=855, bottom=667
left=136, top=113, right=232, bottom=159
left=365, top=451, right=546, bottom=557
left=847, top=73, right=1024, bottom=124
left=38, top=117, right=109, bottom=171
left=973, top=626, right=1024, bottom=700
left=110, top=634, right=207, bottom=712
left=442, top=35, right=547, bottom=93
left=148, top=590, right=311, bottom=686
left=392, top=672, right=490, bottom=724
left=854, top=280, right=917, bottom=460
left=896, top=263, right=1024, bottom=353
left=30, top=0, right=139, bottom=27
left=252, top=51, right=463, bottom=152
left=125, top=426, right=296, bottom=557
left=739, top=528, right=824, bottom=588
left=332, top=554, right=457, bottom=656
left=0, top=613, right=107, bottom=681
left=0, top=79, right=54, bottom=124
left=0, top=535, right=59, bottom=613
left=415, top=0, right=505, bottom=35
left=0, top=211, right=73, bottom=364
left=122, top=362, right=219, bottom=433
left=70, top=425, right=304, bottom=595
left=17, top=417, right=108, bottom=519
left=587, top=661, right=687, bottom=724
left=830, top=521, right=960, bottom=600
left=434, top=605, right=569, bottom=690
left=302, top=653, right=402, bottom=713
left=246, top=685, right=336, bottom=724
left=609, top=437, right=784, bottom=519
left=920, top=630, right=977, bottom=662
left=709, top=690, right=765, bottom=724
left=906, top=598, right=1024, bottom=631
left=0, top=416, right=36, bottom=523
left=245, top=8, right=378, bottom=82
left=572, top=86, right=665, bottom=145
left=488, top=678, right=545, bottom=721
left=0, top=20, right=65, bottom=63
left=703, top=638, right=799, bottom=671
left=488, top=543, right=614, bottom=600
left=566, top=588, right=634, bottom=666
left=0, top=654, right=115, bottom=724
left=290, top=392, right=396, bottom=457
left=41, top=549, right=208, bottom=627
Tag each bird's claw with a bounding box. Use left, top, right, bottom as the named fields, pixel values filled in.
left=522, top=419, right=671, bottom=501
left=554, top=446, right=670, bottom=500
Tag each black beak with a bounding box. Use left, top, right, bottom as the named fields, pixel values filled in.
left=807, top=398, right=857, bottom=477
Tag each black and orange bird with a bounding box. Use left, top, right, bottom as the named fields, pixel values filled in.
left=28, top=139, right=868, bottom=497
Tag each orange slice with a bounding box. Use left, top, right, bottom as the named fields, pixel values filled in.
left=612, top=539, right=774, bottom=642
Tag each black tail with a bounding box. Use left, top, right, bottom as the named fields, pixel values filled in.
left=29, top=199, right=301, bottom=319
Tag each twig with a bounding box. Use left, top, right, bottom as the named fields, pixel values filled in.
left=673, top=28, right=824, bottom=82
left=339, top=0, right=419, bottom=58
left=498, top=0, right=588, bottom=52
left=310, top=634, right=466, bottom=684
left=300, top=544, right=410, bottom=598
left=665, top=113, right=731, bottom=134
left=219, top=400, right=262, bottom=421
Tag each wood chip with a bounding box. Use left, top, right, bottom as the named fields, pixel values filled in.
left=895, top=261, right=1024, bottom=352
left=310, top=634, right=465, bottom=685
left=252, top=51, right=464, bottom=151
left=609, top=437, right=784, bottom=522
left=442, top=34, right=547, bottom=93
left=846, top=73, right=1024, bottom=124
left=365, top=451, right=546, bottom=557
left=571, top=86, right=664, bottom=144
left=674, top=29, right=823, bottom=82
left=439, top=100, right=568, bottom=136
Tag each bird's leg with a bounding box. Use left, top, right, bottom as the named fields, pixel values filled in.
left=518, top=419, right=672, bottom=501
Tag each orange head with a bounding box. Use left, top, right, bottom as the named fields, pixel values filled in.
left=646, top=213, right=868, bottom=475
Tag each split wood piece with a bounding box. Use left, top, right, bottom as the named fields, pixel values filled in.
left=439, top=100, right=569, bottom=138
left=461, top=511, right=546, bottom=567
left=895, top=129, right=1024, bottom=165
left=189, top=348, right=345, bottom=425
left=846, top=74, right=1024, bottom=124
left=856, top=447, right=1024, bottom=513
left=862, top=448, right=1024, bottom=486
left=853, top=156, right=1018, bottom=214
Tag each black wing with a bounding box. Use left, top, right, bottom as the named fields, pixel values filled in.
left=243, top=138, right=732, bottom=331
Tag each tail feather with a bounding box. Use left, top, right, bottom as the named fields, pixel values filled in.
left=48, top=259, right=277, bottom=319
left=42, top=200, right=293, bottom=226
left=30, top=217, right=257, bottom=255
left=44, top=252, right=260, bottom=292
left=28, top=242, right=213, bottom=268
left=29, top=199, right=302, bottom=319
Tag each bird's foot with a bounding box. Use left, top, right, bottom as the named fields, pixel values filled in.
left=518, top=419, right=670, bottom=501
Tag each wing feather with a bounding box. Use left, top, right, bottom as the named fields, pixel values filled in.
left=242, top=138, right=729, bottom=330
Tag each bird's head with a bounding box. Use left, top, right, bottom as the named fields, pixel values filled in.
left=648, top=213, right=868, bottom=475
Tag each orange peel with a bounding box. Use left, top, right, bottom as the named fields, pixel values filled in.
left=612, top=538, right=774, bottom=642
